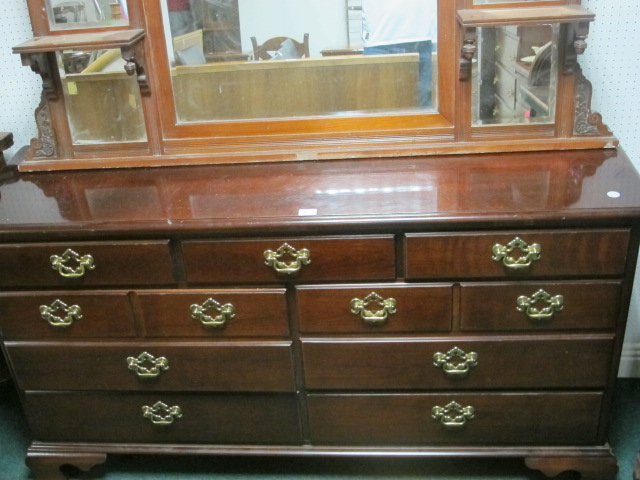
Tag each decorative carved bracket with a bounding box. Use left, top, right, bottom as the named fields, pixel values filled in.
left=459, top=28, right=477, bottom=81
left=565, top=21, right=591, bottom=74
left=121, top=42, right=150, bottom=96
left=28, top=92, right=58, bottom=159
left=573, top=65, right=612, bottom=137
left=20, top=52, right=58, bottom=101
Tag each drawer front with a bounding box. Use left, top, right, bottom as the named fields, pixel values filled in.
left=307, top=392, right=602, bottom=446
left=182, top=236, right=395, bottom=284
left=137, top=289, right=289, bottom=337
left=0, top=292, right=136, bottom=339
left=302, top=337, right=613, bottom=390
left=7, top=342, right=296, bottom=392
left=0, top=241, right=175, bottom=287
left=296, top=284, right=452, bottom=334
left=461, top=281, right=621, bottom=332
left=405, top=230, right=630, bottom=279
left=25, top=392, right=302, bottom=444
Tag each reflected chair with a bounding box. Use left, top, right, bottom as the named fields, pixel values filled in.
left=251, top=34, right=310, bottom=60
left=173, top=29, right=206, bottom=65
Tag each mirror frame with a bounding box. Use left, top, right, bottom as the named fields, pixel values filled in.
left=15, top=0, right=615, bottom=171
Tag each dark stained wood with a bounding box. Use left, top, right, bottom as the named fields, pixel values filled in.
left=302, top=336, right=613, bottom=390
left=307, top=392, right=603, bottom=445
left=7, top=341, right=296, bottom=392
left=0, top=292, right=136, bottom=339
left=405, top=230, right=631, bottom=280
left=460, top=281, right=621, bottom=331
left=24, top=392, right=302, bottom=444
left=296, top=284, right=453, bottom=334
left=525, top=454, right=618, bottom=480
left=26, top=451, right=107, bottom=480
left=182, top=237, right=396, bottom=285
left=137, top=289, right=289, bottom=337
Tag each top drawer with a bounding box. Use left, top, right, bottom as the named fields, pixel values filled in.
left=405, top=230, right=630, bottom=280
left=0, top=241, right=175, bottom=288
left=182, top=236, right=395, bottom=284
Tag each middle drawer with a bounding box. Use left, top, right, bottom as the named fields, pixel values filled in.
left=7, top=342, right=296, bottom=392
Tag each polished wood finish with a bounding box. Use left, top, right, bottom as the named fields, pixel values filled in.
left=457, top=5, right=594, bottom=27
left=0, top=148, right=638, bottom=480
left=12, top=30, right=145, bottom=54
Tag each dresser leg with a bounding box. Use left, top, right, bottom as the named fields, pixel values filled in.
left=524, top=454, right=618, bottom=480
left=26, top=451, right=107, bottom=480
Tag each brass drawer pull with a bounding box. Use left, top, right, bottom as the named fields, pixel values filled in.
left=142, top=401, right=182, bottom=425
left=517, top=289, right=564, bottom=321
left=264, top=243, right=311, bottom=275
left=350, top=292, right=397, bottom=325
left=433, top=347, right=478, bottom=377
left=127, top=352, right=169, bottom=379
left=39, top=299, right=82, bottom=327
left=492, top=237, right=541, bottom=270
left=432, top=401, right=475, bottom=429
left=190, top=298, right=235, bottom=328
left=50, top=249, right=95, bottom=278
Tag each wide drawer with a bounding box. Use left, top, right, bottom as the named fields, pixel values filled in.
left=0, top=241, right=175, bottom=287
left=24, top=392, right=302, bottom=444
left=307, top=392, right=602, bottom=445
left=302, top=336, right=613, bottom=390
left=404, top=230, right=630, bottom=279
left=460, top=281, right=621, bottom=331
left=296, top=284, right=453, bottom=334
left=7, top=342, right=296, bottom=392
left=136, top=289, right=289, bottom=337
left=181, top=236, right=395, bottom=284
left=0, top=292, right=136, bottom=339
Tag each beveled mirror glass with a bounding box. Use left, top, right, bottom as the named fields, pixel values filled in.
left=159, top=0, right=438, bottom=123
left=46, top=0, right=130, bottom=30
left=472, top=24, right=559, bottom=126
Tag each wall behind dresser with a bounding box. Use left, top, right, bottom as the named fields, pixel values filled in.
left=0, top=2, right=639, bottom=374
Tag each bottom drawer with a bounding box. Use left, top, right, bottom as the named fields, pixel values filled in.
left=24, top=392, right=302, bottom=445
left=307, top=392, right=602, bottom=446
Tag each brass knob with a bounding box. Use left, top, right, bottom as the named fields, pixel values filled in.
left=517, top=289, right=564, bottom=321
left=432, top=401, right=475, bottom=429
left=264, top=243, right=310, bottom=275
left=492, top=237, right=541, bottom=270
left=127, top=352, right=169, bottom=379
left=190, top=298, right=235, bottom=328
left=50, top=249, right=95, bottom=278
left=142, top=401, right=182, bottom=425
left=39, top=299, right=82, bottom=327
left=350, top=292, right=397, bottom=325
left=433, top=347, right=478, bottom=377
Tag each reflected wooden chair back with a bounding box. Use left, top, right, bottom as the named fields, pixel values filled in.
left=251, top=34, right=310, bottom=60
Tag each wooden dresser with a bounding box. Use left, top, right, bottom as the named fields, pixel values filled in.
left=0, top=148, right=638, bottom=479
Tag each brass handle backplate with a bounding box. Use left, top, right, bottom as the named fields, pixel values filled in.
left=127, top=352, right=169, bottom=378
left=432, top=401, right=475, bottom=429
left=264, top=243, right=311, bottom=275
left=142, top=401, right=182, bottom=425
left=190, top=298, right=235, bottom=328
left=517, top=289, right=564, bottom=321
left=350, top=292, right=397, bottom=325
left=433, top=347, right=478, bottom=377
left=492, top=237, right=541, bottom=270
left=39, top=299, right=82, bottom=327
left=50, top=249, right=95, bottom=278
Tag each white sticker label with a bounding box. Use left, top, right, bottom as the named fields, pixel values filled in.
left=298, top=208, right=318, bottom=216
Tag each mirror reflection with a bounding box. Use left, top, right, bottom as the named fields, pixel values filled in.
left=473, top=0, right=555, bottom=4
left=472, top=24, right=559, bottom=126
left=160, top=0, right=438, bottom=122
left=46, top=0, right=129, bottom=30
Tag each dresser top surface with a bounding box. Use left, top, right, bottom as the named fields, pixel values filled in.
left=1, top=148, right=639, bottom=237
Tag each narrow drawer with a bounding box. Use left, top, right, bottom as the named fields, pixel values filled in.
left=0, top=241, right=175, bottom=287
left=296, top=284, right=452, bottom=334
left=302, top=336, right=613, bottom=390
left=182, top=236, right=395, bottom=284
left=404, top=230, right=630, bottom=279
left=461, top=281, right=621, bottom=331
left=25, top=392, right=302, bottom=444
left=307, top=392, right=602, bottom=445
left=0, top=292, right=136, bottom=339
left=7, top=342, right=296, bottom=392
left=137, top=289, right=289, bottom=337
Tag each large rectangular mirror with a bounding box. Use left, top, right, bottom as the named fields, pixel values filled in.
left=159, top=0, right=438, bottom=123
left=46, top=0, right=130, bottom=30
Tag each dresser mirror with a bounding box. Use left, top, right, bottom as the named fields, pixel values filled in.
left=46, top=0, right=129, bottom=30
